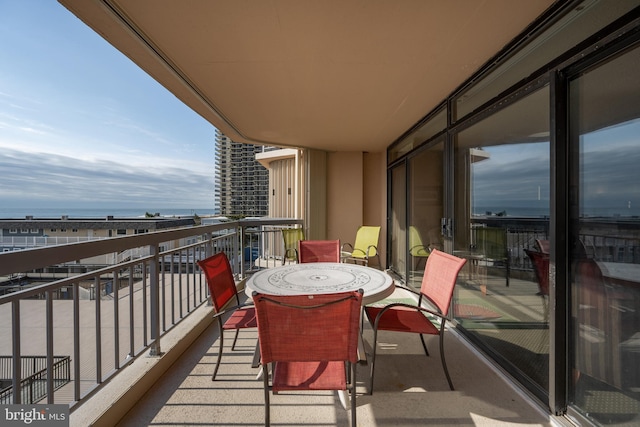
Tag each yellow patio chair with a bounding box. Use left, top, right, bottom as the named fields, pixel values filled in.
left=281, top=228, right=304, bottom=265
left=409, top=226, right=430, bottom=269
left=475, top=226, right=510, bottom=287
left=341, top=225, right=381, bottom=267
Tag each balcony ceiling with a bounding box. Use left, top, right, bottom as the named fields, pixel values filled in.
left=59, top=0, right=555, bottom=152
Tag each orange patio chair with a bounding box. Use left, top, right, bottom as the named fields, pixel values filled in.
left=197, top=252, right=257, bottom=380
left=253, top=290, right=363, bottom=427
left=298, top=239, right=341, bottom=263
left=364, top=249, right=466, bottom=393
left=341, top=225, right=381, bottom=267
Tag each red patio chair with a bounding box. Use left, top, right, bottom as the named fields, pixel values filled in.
left=253, top=290, right=363, bottom=427
left=364, top=249, right=466, bottom=393
left=298, top=239, right=341, bottom=263
left=524, top=248, right=550, bottom=323
left=524, top=249, right=549, bottom=296
left=197, top=252, right=257, bottom=380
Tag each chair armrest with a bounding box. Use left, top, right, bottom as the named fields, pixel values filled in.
left=368, top=302, right=446, bottom=328
left=390, top=283, right=420, bottom=297
left=282, top=248, right=299, bottom=264
left=364, top=284, right=419, bottom=308
left=212, top=301, right=254, bottom=319
left=366, top=245, right=378, bottom=257
left=341, top=242, right=354, bottom=252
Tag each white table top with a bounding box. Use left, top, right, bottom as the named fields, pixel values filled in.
left=245, top=262, right=395, bottom=305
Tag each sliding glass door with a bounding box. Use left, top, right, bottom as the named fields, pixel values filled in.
left=568, top=43, right=640, bottom=425
left=453, top=85, right=551, bottom=399
left=407, top=140, right=445, bottom=287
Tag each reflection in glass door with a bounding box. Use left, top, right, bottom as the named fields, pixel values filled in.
left=408, top=140, right=444, bottom=288
left=569, top=44, right=640, bottom=425
left=389, top=163, right=407, bottom=280
left=453, top=85, right=550, bottom=399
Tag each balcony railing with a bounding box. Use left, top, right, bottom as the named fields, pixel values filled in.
left=0, top=218, right=302, bottom=411
left=0, top=355, right=70, bottom=405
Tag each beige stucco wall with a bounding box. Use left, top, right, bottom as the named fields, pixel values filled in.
left=326, top=151, right=386, bottom=268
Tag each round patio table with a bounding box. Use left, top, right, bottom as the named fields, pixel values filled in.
left=245, top=262, right=395, bottom=305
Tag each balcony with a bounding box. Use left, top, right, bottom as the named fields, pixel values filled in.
left=0, top=218, right=556, bottom=426
left=79, top=297, right=556, bottom=427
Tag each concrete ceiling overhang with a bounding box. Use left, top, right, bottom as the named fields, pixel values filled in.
left=58, top=0, right=555, bottom=152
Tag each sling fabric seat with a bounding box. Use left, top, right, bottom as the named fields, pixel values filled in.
left=364, top=249, right=466, bottom=393
left=253, top=290, right=363, bottom=427
left=197, top=252, right=257, bottom=380
left=299, top=239, right=340, bottom=263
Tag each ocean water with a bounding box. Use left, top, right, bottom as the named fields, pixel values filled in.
left=475, top=205, right=640, bottom=218
left=0, top=207, right=219, bottom=219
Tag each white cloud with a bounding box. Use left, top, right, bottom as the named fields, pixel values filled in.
left=0, top=147, right=215, bottom=208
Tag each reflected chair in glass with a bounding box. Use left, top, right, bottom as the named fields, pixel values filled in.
left=197, top=252, right=257, bottom=380
left=409, top=226, right=430, bottom=270
left=364, top=249, right=466, bottom=393
left=298, top=239, right=340, bottom=263
left=281, top=228, right=305, bottom=265
left=475, top=226, right=510, bottom=287
left=535, top=239, right=550, bottom=254
left=253, top=290, right=363, bottom=427
left=524, top=248, right=549, bottom=322
left=341, top=225, right=381, bottom=267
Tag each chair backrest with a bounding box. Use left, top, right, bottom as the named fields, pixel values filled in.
left=282, top=228, right=305, bottom=261
left=535, top=239, right=550, bottom=254
left=298, top=240, right=340, bottom=263
left=352, top=226, right=381, bottom=258
left=197, top=252, right=237, bottom=313
left=253, top=290, right=363, bottom=364
left=420, top=249, right=467, bottom=316
left=525, top=249, right=549, bottom=295
left=475, top=227, right=507, bottom=259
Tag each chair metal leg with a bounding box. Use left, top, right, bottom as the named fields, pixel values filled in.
left=368, top=327, right=379, bottom=394
left=230, top=328, right=240, bottom=350
left=350, top=362, right=357, bottom=427
left=419, top=333, right=430, bottom=357
left=351, top=363, right=358, bottom=427
left=439, top=331, right=454, bottom=390
left=263, top=364, right=270, bottom=426
left=212, top=323, right=224, bottom=381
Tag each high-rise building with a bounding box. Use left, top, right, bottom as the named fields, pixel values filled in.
left=214, top=129, right=273, bottom=216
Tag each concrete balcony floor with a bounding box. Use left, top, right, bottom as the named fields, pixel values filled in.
left=101, top=309, right=558, bottom=426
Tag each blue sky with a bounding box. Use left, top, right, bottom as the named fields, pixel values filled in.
left=0, top=2, right=217, bottom=211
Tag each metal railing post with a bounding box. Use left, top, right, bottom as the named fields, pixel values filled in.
left=149, top=243, right=162, bottom=356
left=239, top=224, right=245, bottom=278
left=11, top=300, right=21, bottom=404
